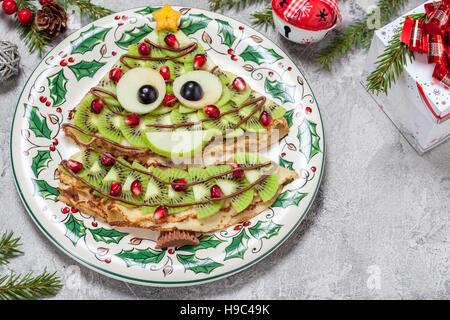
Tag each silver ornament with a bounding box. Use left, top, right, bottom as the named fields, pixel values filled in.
left=0, top=40, right=20, bottom=82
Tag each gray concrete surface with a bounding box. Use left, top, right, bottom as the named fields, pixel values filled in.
left=0, top=0, right=449, bottom=299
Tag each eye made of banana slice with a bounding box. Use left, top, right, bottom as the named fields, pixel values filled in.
left=173, top=70, right=222, bottom=109
left=116, top=67, right=166, bottom=114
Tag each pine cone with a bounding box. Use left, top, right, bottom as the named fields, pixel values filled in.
left=35, top=3, right=68, bottom=38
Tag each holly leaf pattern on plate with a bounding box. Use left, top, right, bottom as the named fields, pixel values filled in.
left=181, top=234, right=223, bottom=253
left=115, top=24, right=154, bottom=49
left=70, top=25, right=111, bottom=54
left=272, top=189, right=308, bottom=208
left=116, top=248, right=165, bottom=267
left=283, top=109, right=295, bottom=128
left=297, top=117, right=321, bottom=163
left=265, top=78, right=295, bottom=104
left=48, top=69, right=68, bottom=107
left=135, top=6, right=161, bottom=15
left=176, top=254, right=223, bottom=274
left=89, top=227, right=128, bottom=244
left=239, top=45, right=283, bottom=65
left=179, top=13, right=212, bottom=35
left=64, top=214, right=87, bottom=246
left=32, top=179, right=59, bottom=201
left=279, top=156, right=294, bottom=170
left=216, top=19, right=237, bottom=47
left=23, top=104, right=51, bottom=139
left=68, top=60, right=106, bottom=81
left=224, top=230, right=249, bottom=260
left=31, top=150, right=52, bottom=178
left=248, top=220, right=282, bottom=240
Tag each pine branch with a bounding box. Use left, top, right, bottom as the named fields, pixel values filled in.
left=365, top=13, right=428, bottom=94
left=251, top=6, right=274, bottom=31
left=0, top=231, right=23, bottom=265
left=314, top=0, right=409, bottom=69
left=57, top=0, right=114, bottom=21
left=209, top=0, right=265, bottom=11
left=0, top=269, right=62, bottom=300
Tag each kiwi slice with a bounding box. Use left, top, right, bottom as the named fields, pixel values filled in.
left=206, top=165, right=253, bottom=213
left=188, top=167, right=223, bottom=219
left=156, top=30, right=205, bottom=63
left=197, top=104, right=244, bottom=138
left=215, top=85, right=232, bottom=107
left=73, top=95, right=98, bottom=142
left=97, top=108, right=123, bottom=143
left=166, top=168, right=195, bottom=214
left=96, top=77, right=122, bottom=109
left=119, top=116, right=150, bottom=148
left=141, top=167, right=168, bottom=215
left=234, top=153, right=278, bottom=202
left=237, top=91, right=265, bottom=132
left=99, top=157, right=131, bottom=193
left=144, top=112, right=173, bottom=132
left=178, top=104, right=196, bottom=114
left=77, top=150, right=109, bottom=188
left=170, top=107, right=202, bottom=131
left=148, top=104, right=174, bottom=115
left=120, top=162, right=149, bottom=207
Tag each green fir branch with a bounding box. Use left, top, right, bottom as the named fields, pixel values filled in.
left=57, top=0, right=114, bottom=21
left=365, top=13, right=428, bottom=94
left=0, top=231, right=23, bottom=265
left=0, top=269, right=62, bottom=300
left=251, top=6, right=274, bottom=31
left=315, top=0, right=410, bottom=69
left=209, top=0, right=265, bottom=11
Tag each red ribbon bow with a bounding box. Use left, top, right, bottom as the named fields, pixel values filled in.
left=401, top=1, right=450, bottom=86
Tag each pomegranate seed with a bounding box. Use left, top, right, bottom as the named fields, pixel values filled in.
left=203, top=105, right=220, bottom=118
left=131, top=179, right=142, bottom=196
left=101, top=153, right=115, bottom=166
left=154, top=206, right=168, bottom=220
left=259, top=111, right=272, bottom=127
left=172, top=178, right=187, bottom=192
left=164, top=34, right=179, bottom=49
left=159, top=65, right=171, bottom=80
left=231, top=163, right=244, bottom=179
left=232, top=77, right=246, bottom=92
left=109, top=68, right=123, bottom=83
left=67, top=160, right=83, bottom=173
left=125, top=114, right=140, bottom=127
left=138, top=42, right=151, bottom=56
left=163, top=93, right=177, bottom=107
left=210, top=185, right=223, bottom=199
left=109, top=181, right=122, bottom=197
left=193, top=54, right=207, bottom=69
left=90, top=99, right=104, bottom=114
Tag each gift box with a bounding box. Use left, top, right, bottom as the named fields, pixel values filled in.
left=362, top=1, right=450, bottom=154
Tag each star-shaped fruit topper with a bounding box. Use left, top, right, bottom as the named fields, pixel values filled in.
left=152, top=4, right=181, bottom=32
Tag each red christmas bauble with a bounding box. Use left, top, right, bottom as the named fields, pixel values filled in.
left=272, top=0, right=337, bottom=31
left=2, top=0, right=18, bottom=15
left=18, top=9, right=33, bottom=25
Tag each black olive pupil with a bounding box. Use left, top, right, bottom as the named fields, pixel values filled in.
left=181, top=81, right=203, bottom=101
left=138, top=85, right=158, bottom=104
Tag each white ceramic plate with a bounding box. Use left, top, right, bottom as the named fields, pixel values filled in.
left=11, top=6, right=325, bottom=286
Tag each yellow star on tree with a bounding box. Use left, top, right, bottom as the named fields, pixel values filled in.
left=152, top=4, right=181, bottom=32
